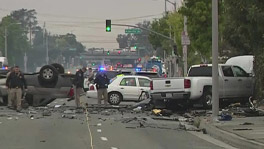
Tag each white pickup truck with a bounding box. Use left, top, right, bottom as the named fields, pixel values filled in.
left=150, top=64, right=253, bottom=108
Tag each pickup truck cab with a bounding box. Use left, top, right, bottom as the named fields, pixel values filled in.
left=150, top=64, right=253, bottom=108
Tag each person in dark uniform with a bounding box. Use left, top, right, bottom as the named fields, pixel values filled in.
left=94, top=70, right=109, bottom=105
left=6, top=66, right=27, bottom=112
left=74, top=67, right=87, bottom=108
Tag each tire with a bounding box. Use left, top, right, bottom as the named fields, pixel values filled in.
left=39, top=65, right=59, bottom=83
left=201, top=89, right=212, bottom=109
left=51, top=63, right=65, bottom=74
left=108, top=92, right=122, bottom=105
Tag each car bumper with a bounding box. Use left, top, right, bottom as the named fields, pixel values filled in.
left=151, top=91, right=190, bottom=100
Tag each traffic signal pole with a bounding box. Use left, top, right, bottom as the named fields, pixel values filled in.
left=111, top=24, right=175, bottom=42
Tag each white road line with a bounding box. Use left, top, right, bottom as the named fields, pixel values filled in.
left=97, top=123, right=102, bottom=126
left=189, top=131, right=238, bottom=149
left=100, top=137, right=108, bottom=141
left=97, top=129, right=102, bottom=133
left=111, top=147, right=118, bottom=149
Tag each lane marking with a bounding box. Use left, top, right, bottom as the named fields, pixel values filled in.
left=111, top=147, right=118, bottom=149
left=97, top=129, right=102, bottom=133
left=84, top=106, right=94, bottom=149
left=97, top=123, right=102, bottom=126
left=101, top=137, right=108, bottom=141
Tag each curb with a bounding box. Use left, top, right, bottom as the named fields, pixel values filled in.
left=195, top=117, right=264, bottom=149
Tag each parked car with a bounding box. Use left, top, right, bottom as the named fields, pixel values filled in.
left=83, top=70, right=131, bottom=91
left=150, top=64, right=253, bottom=108
left=86, top=75, right=151, bottom=105
left=0, top=63, right=74, bottom=106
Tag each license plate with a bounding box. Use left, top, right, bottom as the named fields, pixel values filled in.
left=166, top=93, right=172, bottom=98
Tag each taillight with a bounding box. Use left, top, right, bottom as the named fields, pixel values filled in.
left=90, top=85, right=95, bottom=91
left=184, top=79, right=191, bottom=88
left=150, top=81, right=153, bottom=90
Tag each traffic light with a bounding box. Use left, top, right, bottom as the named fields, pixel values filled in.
left=173, top=44, right=177, bottom=55
left=118, top=51, right=121, bottom=54
left=106, top=20, right=111, bottom=32
left=107, top=51, right=110, bottom=55
left=92, top=62, right=95, bottom=66
left=134, top=45, right=137, bottom=49
left=138, top=58, right=141, bottom=62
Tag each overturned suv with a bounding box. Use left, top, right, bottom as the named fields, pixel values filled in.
left=0, top=63, right=74, bottom=106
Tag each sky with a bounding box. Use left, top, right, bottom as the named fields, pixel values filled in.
left=0, top=0, right=182, bottom=49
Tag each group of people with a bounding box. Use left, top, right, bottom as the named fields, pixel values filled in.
left=4, top=65, right=109, bottom=112
left=74, top=67, right=110, bottom=108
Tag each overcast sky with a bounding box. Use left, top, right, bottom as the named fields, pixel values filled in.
left=0, top=0, right=182, bottom=49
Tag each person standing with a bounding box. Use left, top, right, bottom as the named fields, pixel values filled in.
left=74, top=67, right=87, bottom=108
left=94, top=71, right=109, bottom=105
left=6, top=67, right=14, bottom=108
left=6, top=66, right=27, bottom=112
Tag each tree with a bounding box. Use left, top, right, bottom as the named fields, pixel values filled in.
left=223, top=0, right=264, bottom=100
left=179, top=0, right=213, bottom=62
left=0, top=15, right=29, bottom=65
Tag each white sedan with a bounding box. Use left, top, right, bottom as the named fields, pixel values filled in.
left=86, top=75, right=151, bottom=105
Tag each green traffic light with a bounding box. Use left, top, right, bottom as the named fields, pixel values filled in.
left=106, top=27, right=111, bottom=32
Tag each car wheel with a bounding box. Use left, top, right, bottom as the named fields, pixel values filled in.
left=39, top=65, right=58, bottom=83
left=201, top=89, right=212, bottom=109
left=51, top=63, right=65, bottom=74
left=108, top=92, right=122, bottom=105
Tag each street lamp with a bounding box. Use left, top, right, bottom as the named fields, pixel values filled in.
left=165, top=0, right=177, bottom=14
left=4, top=22, right=21, bottom=58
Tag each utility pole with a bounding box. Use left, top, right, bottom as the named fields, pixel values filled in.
left=212, top=0, right=219, bottom=121
left=165, top=0, right=167, bottom=15
left=4, top=28, right=7, bottom=58
left=183, top=16, right=188, bottom=76
left=46, top=30, right=49, bottom=65
left=43, top=22, right=46, bottom=45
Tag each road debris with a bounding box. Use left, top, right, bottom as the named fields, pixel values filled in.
left=240, top=122, right=254, bottom=125
left=63, top=110, right=76, bottom=114
left=30, top=115, right=34, bottom=120
left=54, top=105, right=61, bottom=108
left=61, top=114, right=76, bottom=119
left=42, top=110, right=52, bottom=116
left=133, top=106, right=142, bottom=113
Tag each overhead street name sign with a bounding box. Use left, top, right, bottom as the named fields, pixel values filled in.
left=125, top=29, right=141, bottom=34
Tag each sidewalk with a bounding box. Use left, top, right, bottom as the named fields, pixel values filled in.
left=196, top=115, right=264, bottom=149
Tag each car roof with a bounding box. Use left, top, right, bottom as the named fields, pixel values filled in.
left=191, top=64, right=233, bottom=68
left=117, top=75, right=150, bottom=79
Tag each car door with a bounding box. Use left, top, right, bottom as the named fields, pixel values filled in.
left=221, top=66, right=238, bottom=98
left=232, top=66, right=253, bottom=97
left=119, top=77, right=139, bottom=100
left=138, top=77, right=151, bottom=96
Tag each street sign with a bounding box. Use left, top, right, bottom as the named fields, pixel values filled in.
left=181, top=32, right=190, bottom=45
left=125, top=29, right=141, bottom=34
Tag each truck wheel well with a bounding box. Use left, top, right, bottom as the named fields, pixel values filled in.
left=203, top=86, right=212, bottom=93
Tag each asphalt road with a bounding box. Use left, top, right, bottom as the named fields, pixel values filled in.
left=0, top=96, right=235, bottom=149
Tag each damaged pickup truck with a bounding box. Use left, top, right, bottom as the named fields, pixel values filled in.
left=150, top=64, right=253, bottom=108
left=0, top=64, right=74, bottom=106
